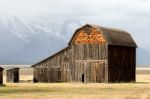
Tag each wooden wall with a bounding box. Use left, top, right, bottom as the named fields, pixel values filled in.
left=72, top=44, right=108, bottom=82
left=108, top=45, right=136, bottom=82
left=33, top=43, right=108, bottom=83
left=7, top=68, right=19, bottom=83
left=0, top=69, right=3, bottom=84
left=33, top=47, right=72, bottom=83
left=33, top=44, right=136, bottom=83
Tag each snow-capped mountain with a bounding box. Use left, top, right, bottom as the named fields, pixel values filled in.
left=0, top=15, right=149, bottom=66
left=0, top=15, right=82, bottom=64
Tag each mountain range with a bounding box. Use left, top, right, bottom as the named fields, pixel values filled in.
left=0, top=16, right=149, bottom=66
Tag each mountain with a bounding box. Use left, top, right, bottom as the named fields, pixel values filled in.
left=0, top=16, right=82, bottom=65
left=0, top=15, right=149, bottom=66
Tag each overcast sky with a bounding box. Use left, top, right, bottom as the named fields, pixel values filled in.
left=0, top=0, right=150, bottom=50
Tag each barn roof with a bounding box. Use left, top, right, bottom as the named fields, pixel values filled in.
left=31, top=46, right=69, bottom=67
left=69, top=24, right=137, bottom=47
left=32, top=24, right=137, bottom=67
left=6, top=67, right=19, bottom=71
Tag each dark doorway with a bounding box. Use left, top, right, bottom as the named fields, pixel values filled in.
left=82, top=74, right=84, bottom=82
left=14, top=70, right=19, bottom=83
left=58, top=70, right=61, bottom=82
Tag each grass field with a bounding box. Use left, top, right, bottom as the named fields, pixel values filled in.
left=0, top=68, right=150, bottom=99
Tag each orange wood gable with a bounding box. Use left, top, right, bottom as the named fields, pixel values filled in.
left=74, top=26, right=106, bottom=44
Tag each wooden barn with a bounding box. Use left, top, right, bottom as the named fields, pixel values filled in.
left=0, top=67, right=4, bottom=84
left=32, top=24, right=137, bottom=83
left=6, top=68, right=19, bottom=83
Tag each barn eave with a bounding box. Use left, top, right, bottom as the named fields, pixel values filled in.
left=31, top=46, right=69, bottom=67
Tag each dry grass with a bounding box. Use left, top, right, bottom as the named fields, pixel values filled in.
left=0, top=68, right=150, bottom=99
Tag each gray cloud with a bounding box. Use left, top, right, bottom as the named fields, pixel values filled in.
left=0, top=0, right=149, bottom=16
left=0, top=0, right=150, bottom=65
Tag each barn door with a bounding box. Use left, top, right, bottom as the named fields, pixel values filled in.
left=95, top=63, right=101, bottom=82
left=91, top=62, right=105, bottom=83
left=14, top=70, right=19, bottom=83
left=82, top=74, right=85, bottom=82
left=57, top=68, right=61, bottom=82
left=51, top=68, right=57, bottom=82
left=91, top=63, right=96, bottom=82
left=95, top=63, right=105, bottom=83
left=51, top=67, right=62, bottom=82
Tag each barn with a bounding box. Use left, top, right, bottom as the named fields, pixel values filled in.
left=6, top=68, right=19, bottom=83
left=0, top=67, right=4, bottom=84
left=32, top=24, right=137, bottom=83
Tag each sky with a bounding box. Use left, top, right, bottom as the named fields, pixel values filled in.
left=0, top=0, right=150, bottom=58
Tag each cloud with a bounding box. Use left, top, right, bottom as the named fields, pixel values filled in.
left=0, top=0, right=150, bottom=65
left=0, top=0, right=150, bottom=48
left=0, top=0, right=149, bottom=16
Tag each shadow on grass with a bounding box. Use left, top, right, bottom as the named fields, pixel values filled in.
left=0, top=89, right=52, bottom=95
left=106, top=81, right=150, bottom=84
left=135, top=82, right=150, bottom=84
left=0, top=84, right=6, bottom=86
left=0, top=87, right=69, bottom=95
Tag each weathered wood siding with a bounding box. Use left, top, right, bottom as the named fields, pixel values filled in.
left=33, top=43, right=108, bottom=83
left=7, top=68, right=19, bottom=83
left=72, top=44, right=108, bottom=82
left=0, top=69, right=3, bottom=84
left=33, top=47, right=72, bottom=83
left=108, top=45, right=136, bottom=82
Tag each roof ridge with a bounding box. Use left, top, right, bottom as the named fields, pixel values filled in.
left=92, top=25, right=129, bottom=34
